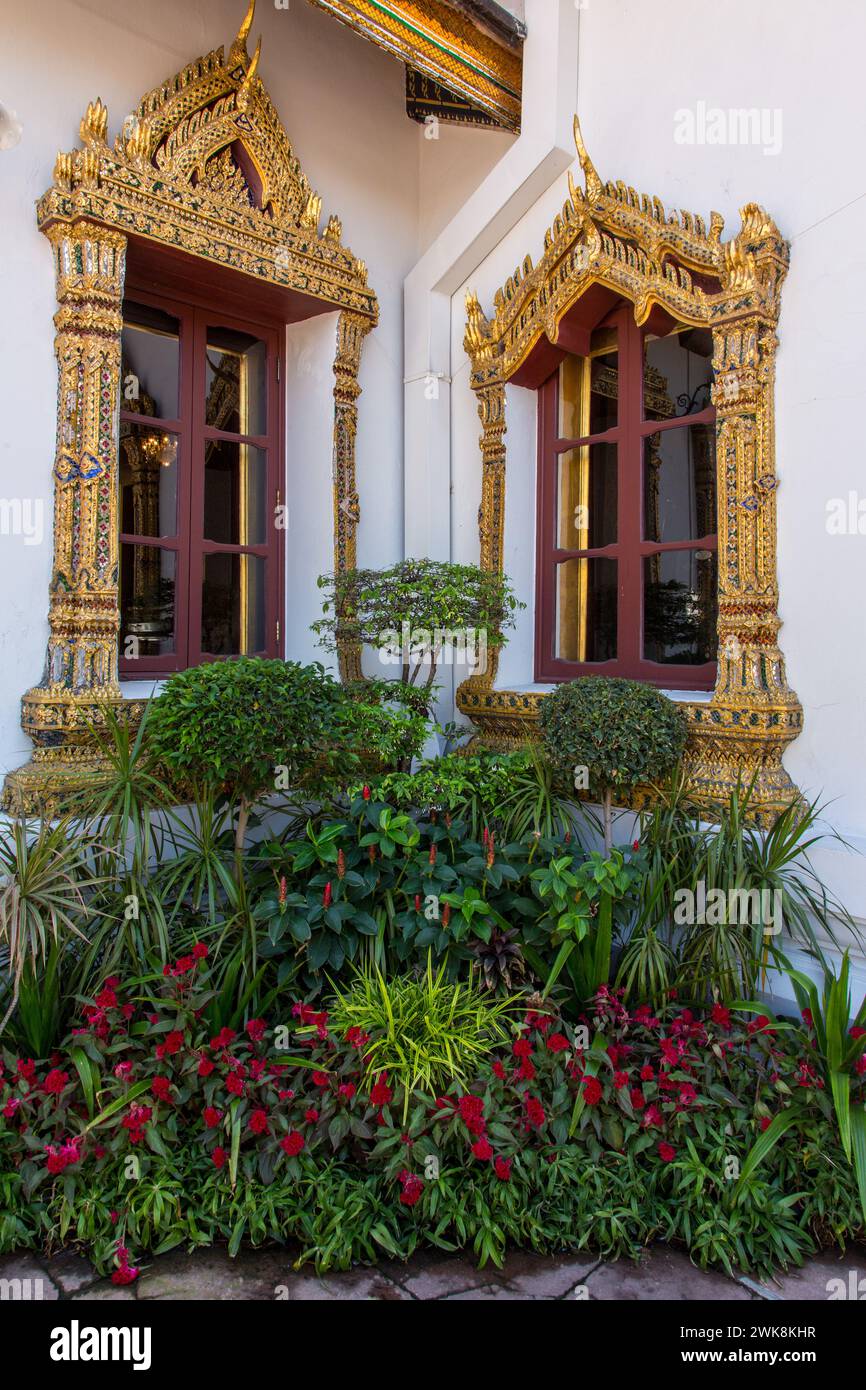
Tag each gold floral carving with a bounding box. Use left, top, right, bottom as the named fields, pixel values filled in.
left=457, top=119, right=802, bottom=822
left=3, top=1, right=377, bottom=814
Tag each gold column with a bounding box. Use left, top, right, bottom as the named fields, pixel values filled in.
left=3, top=219, right=128, bottom=813
left=332, top=310, right=372, bottom=681
left=683, top=299, right=802, bottom=815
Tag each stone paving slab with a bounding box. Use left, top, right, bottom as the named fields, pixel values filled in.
left=1, top=1242, right=863, bottom=1301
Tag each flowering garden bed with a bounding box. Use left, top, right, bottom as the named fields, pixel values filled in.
left=2, top=950, right=862, bottom=1285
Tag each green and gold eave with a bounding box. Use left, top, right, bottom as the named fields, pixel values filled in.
left=306, top=0, right=524, bottom=131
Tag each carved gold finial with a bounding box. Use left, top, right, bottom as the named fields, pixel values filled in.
left=324, top=214, right=343, bottom=242
left=124, top=116, right=152, bottom=168
left=301, top=190, right=322, bottom=233
left=54, top=151, right=74, bottom=189
left=237, top=35, right=261, bottom=109
left=228, top=0, right=256, bottom=67
left=80, top=98, right=108, bottom=147
left=572, top=115, right=602, bottom=202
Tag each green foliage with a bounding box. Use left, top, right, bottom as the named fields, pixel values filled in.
left=627, top=775, right=860, bottom=1002
left=540, top=678, right=689, bottom=850
left=0, top=818, right=103, bottom=1029
left=146, top=659, right=348, bottom=808
left=324, top=957, right=516, bottom=1103
left=735, top=951, right=866, bottom=1228
left=313, top=558, right=522, bottom=690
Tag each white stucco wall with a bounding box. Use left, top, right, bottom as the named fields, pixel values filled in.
left=441, top=0, right=866, bottom=926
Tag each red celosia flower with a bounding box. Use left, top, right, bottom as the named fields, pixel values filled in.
left=640, top=1065, right=654, bottom=1082
left=174, top=955, right=195, bottom=976
left=546, top=1033, right=570, bottom=1053
left=210, top=1028, right=236, bottom=1050
left=643, top=1104, right=664, bottom=1129
left=198, top=1055, right=215, bottom=1078
left=203, top=1107, right=222, bottom=1129
left=492, top=1060, right=507, bottom=1080
left=345, top=1026, right=370, bottom=1048
left=512, top=1038, right=532, bottom=1059
left=471, top=1136, right=493, bottom=1161
left=630, top=1088, right=646, bottom=1111
left=370, top=1078, right=393, bottom=1107
left=246, top=1018, right=266, bottom=1042
left=114, top=1062, right=133, bottom=1080
left=583, top=1076, right=603, bottom=1106
left=312, top=1071, right=330, bottom=1088
left=151, top=1077, right=171, bottom=1102
left=613, top=1071, right=629, bottom=1090
left=850, top=1026, right=866, bottom=1040
left=711, top=1003, right=732, bottom=1030
left=679, top=1083, right=698, bottom=1106
left=248, top=1109, right=269, bottom=1135
left=304, top=1108, right=319, bottom=1123
left=494, top=1156, right=512, bottom=1182
left=42, top=1069, right=69, bottom=1095
left=111, top=1266, right=139, bottom=1286
left=524, top=1096, right=546, bottom=1129
left=338, top=1082, right=356, bottom=1101
left=458, top=1095, right=486, bottom=1135
left=280, top=1132, right=305, bottom=1157
left=516, top=1057, right=535, bottom=1082
left=162, top=1030, right=185, bottom=1056
left=225, top=1072, right=244, bottom=1097
left=398, top=1170, right=424, bottom=1206
left=658, top=1141, right=676, bottom=1163
left=212, top=1146, right=226, bottom=1169
left=192, top=942, right=208, bottom=960
left=747, top=1015, right=774, bottom=1036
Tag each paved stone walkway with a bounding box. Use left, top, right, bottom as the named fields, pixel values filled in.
left=1, top=1243, right=862, bottom=1301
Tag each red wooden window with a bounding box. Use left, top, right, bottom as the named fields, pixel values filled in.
left=118, top=292, right=282, bottom=676
left=535, top=302, right=718, bottom=690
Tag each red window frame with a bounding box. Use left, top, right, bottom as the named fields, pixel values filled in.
left=118, top=289, right=284, bottom=677
left=534, top=302, right=718, bottom=690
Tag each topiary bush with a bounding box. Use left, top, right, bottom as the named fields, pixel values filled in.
left=540, top=677, right=689, bottom=852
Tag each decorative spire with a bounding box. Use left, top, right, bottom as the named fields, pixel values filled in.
left=237, top=35, right=261, bottom=109
left=572, top=115, right=602, bottom=202
left=228, top=0, right=256, bottom=69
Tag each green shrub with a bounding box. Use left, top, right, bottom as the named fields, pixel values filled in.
left=313, top=558, right=522, bottom=695
left=540, top=677, right=689, bottom=851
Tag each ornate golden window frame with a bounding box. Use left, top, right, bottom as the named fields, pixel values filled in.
left=2, top=0, right=377, bottom=815
left=457, top=119, right=802, bottom=821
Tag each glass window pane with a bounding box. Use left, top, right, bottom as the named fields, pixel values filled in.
left=204, top=440, right=267, bottom=545
left=120, top=544, right=176, bottom=660
left=555, top=557, right=617, bottom=663
left=644, top=424, right=716, bottom=543
left=643, top=326, right=714, bottom=421
left=121, top=302, right=180, bottom=420
left=205, top=327, right=267, bottom=435
left=643, top=550, right=717, bottom=665
left=119, top=424, right=179, bottom=539
left=202, top=553, right=267, bottom=655
left=558, top=443, right=617, bottom=550
left=557, top=326, right=618, bottom=438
